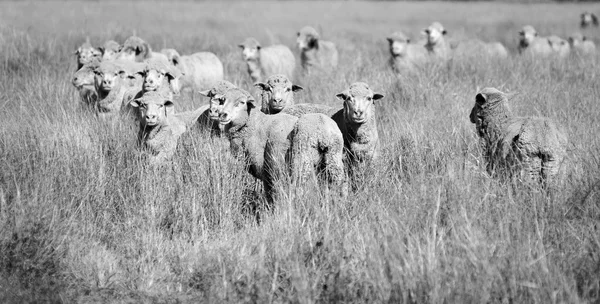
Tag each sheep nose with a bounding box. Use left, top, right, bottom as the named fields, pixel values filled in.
left=103, top=79, right=112, bottom=86
left=72, top=76, right=78, bottom=83
left=354, top=110, right=363, bottom=117
left=146, top=114, right=156, bottom=120
left=219, top=113, right=228, bottom=121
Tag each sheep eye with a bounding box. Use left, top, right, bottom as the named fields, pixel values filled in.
left=367, top=97, right=372, bottom=101
left=286, top=88, right=291, bottom=92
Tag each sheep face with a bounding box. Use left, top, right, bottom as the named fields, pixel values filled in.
left=238, top=38, right=261, bottom=61
left=387, top=32, right=410, bottom=56
left=548, top=36, right=570, bottom=57
left=130, top=92, right=174, bottom=127
left=568, top=33, right=584, bottom=47
left=218, top=89, right=256, bottom=128
left=336, top=82, right=384, bottom=124
left=161, top=48, right=181, bottom=66
left=518, top=26, right=537, bottom=48
left=469, top=88, right=508, bottom=136
left=255, top=75, right=303, bottom=113
left=297, top=26, right=320, bottom=50
left=73, top=61, right=99, bottom=89
left=75, top=44, right=101, bottom=67
left=100, top=41, right=121, bottom=61
left=200, top=81, right=238, bottom=121
left=94, top=66, right=123, bottom=92
left=581, top=12, right=598, bottom=28
left=423, top=22, right=447, bottom=46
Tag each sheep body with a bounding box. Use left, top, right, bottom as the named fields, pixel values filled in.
left=518, top=25, right=555, bottom=57
left=75, top=37, right=101, bottom=70
left=238, top=38, right=296, bottom=83
left=161, top=48, right=224, bottom=92
left=453, top=39, right=508, bottom=58
left=296, top=26, right=339, bottom=73
left=117, top=36, right=168, bottom=63
left=547, top=35, right=571, bottom=58
left=568, top=33, right=596, bottom=56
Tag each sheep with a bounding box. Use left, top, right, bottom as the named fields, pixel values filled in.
left=133, top=57, right=183, bottom=101
left=116, top=35, right=168, bottom=63
left=75, top=37, right=101, bottom=70
left=547, top=35, right=571, bottom=58
left=161, top=48, right=224, bottom=92
left=99, top=40, right=121, bottom=61
left=129, top=91, right=187, bottom=165
left=72, top=58, right=101, bottom=107
left=237, top=37, right=296, bottom=83
left=423, top=22, right=451, bottom=60
left=518, top=25, right=554, bottom=57
left=254, top=74, right=303, bottom=114
left=469, top=87, right=567, bottom=186
left=94, top=60, right=143, bottom=119
left=198, top=80, right=238, bottom=135
left=296, top=26, right=339, bottom=73
left=580, top=12, right=598, bottom=28
left=217, top=87, right=345, bottom=205
left=568, top=32, right=596, bottom=56
left=386, top=31, right=428, bottom=75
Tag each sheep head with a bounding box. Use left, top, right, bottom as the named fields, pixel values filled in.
left=547, top=36, right=570, bottom=56
left=137, top=58, right=183, bottom=95
left=100, top=40, right=122, bottom=61
left=199, top=80, right=238, bottom=121
left=161, top=48, right=182, bottom=66
left=336, top=82, right=384, bottom=125
left=117, top=36, right=151, bottom=62
left=581, top=12, right=598, bottom=28
left=387, top=31, right=411, bottom=56
left=255, top=75, right=302, bottom=114
left=518, top=25, right=537, bottom=48
left=469, top=88, right=511, bottom=137
left=93, top=61, right=128, bottom=93
left=217, top=88, right=256, bottom=129
left=130, top=91, right=174, bottom=127
left=423, top=22, right=447, bottom=46
left=297, top=26, right=320, bottom=50
left=75, top=38, right=101, bottom=67
left=238, top=38, right=261, bottom=61
left=72, top=59, right=100, bottom=89
left=568, top=32, right=585, bottom=47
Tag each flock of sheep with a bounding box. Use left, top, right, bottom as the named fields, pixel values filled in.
left=70, top=14, right=592, bottom=205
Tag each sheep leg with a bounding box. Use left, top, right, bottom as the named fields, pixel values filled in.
left=322, top=149, right=348, bottom=199
left=541, top=152, right=563, bottom=188
left=520, top=155, right=543, bottom=185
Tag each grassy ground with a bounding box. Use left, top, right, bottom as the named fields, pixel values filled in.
left=1, top=1, right=600, bottom=303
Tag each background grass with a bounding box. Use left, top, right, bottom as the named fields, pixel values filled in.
left=1, top=1, right=600, bottom=303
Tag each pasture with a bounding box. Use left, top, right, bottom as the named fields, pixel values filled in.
left=1, top=1, right=600, bottom=302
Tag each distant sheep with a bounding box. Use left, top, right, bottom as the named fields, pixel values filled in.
left=518, top=25, right=553, bottom=57
left=238, top=37, right=296, bottom=83
left=547, top=35, right=571, bottom=58
left=198, top=80, right=238, bottom=135
left=296, top=26, right=339, bottom=73
left=133, top=57, right=183, bottom=101
left=580, top=12, right=598, bottom=28
left=568, top=32, right=596, bottom=56
left=469, top=87, right=567, bottom=186
left=99, top=40, right=121, bottom=61
left=423, top=22, right=451, bottom=60
left=161, top=48, right=224, bottom=92
left=254, top=74, right=303, bottom=114
left=72, top=58, right=101, bottom=107
left=75, top=37, right=101, bottom=70
left=117, top=36, right=168, bottom=63
left=94, top=60, right=142, bottom=119
left=386, top=31, right=428, bottom=75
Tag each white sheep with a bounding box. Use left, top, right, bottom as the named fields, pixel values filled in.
left=568, top=32, right=596, bottom=56
left=198, top=80, right=238, bottom=136
left=160, top=48, right=224, bottom=93
left=132, top=57, right=184, bottom=101
left=296, top=26, right=339, bottom=73
left=94, top=60, right=143, bottom=119
left=116, top=35, right=168, bottom=63
left=217, top=87, right=346, bottom=205
left=75, top=37, right=101, bottom=70
left=237, top=37, right=296, bottom=83
left=518, top=25, right=554, bottom=57
left=581, top=12, right=598, bottom=28
left=254, top=74, right=303, bottom=114
left=469, top=87, right=567, bottom=186
left=547, top=35, right=571, bottom=58
left=99, top=40, right=121, bottom=61
left=72, top=58, right=101, bottom=107
left=423, top=22, right=451, bottom=60
left=386, top=31, right=428, bottom=75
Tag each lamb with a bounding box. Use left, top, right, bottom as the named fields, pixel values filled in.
left=469, top=87, right=567, bottom=186
left=518, top=25, right=553, bottom=57
left=386, top=31, right=428, bottom=75
left=423, top=22, right=451, bottom=60
left=296, top=26, right=339, bottom=73
left=568, top=32, right=596, bottom=56
left=94, top=60, right=143, bottom=119
left=217, top=87, right=346, bottom=205
left=116, top=35, right=168, bottom=63
left=160, top=48, right=224, bottom=92
left=254, top=74, right=303, bottom=114
left=547, top=35, right=571, bottom=58
left=580, top=12, right=598, bottom=28
left=74, top=37, right=101, bottom=70
left=237, top=38, right=296, bottom=83
left=72, top=58, right=101, bottom=107
left=99, top=40, right=121, bottom=61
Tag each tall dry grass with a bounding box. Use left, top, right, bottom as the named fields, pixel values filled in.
left=1, top=1, right=600, bottom=302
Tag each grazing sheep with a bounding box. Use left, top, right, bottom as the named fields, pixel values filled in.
left=117, top=35, right=168, bottom=63
left=161, top=48, right=224, bottom=92
left=218, top=87, right=345, bottom=205
left=581, top=12, right=598, bottom=28
left=129, top=91, right=187, bottom=165
left=423, top=22, right=451, bottom=60
left=387, top=31, right=428, bottom=75
left=518, top=25, right=554, bottom=57
left=296, top=26, right=339, bottom=73
left=568, top=32, right=596, bottom=56
left=94, top=60, right=142, bottom=119
left=238, top=37, right=296, bottom=83
left=72, top=58, right=101, bottom=107
left=547, top=35, right=571, bottom=58
left=469, top=88, right=567, bottom=186
left=99, top=40, right=121, bottom=61
left=75, top=37, right=101, bottom=70
left=254, top=74, right=303, bottom=114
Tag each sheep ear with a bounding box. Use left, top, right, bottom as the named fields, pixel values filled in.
left=336, top=91, right=349, bottom=101
left=475, top=93, right=487, bottom=105
left=442, top=29, right=447, bottom=35
left=74, top=48, right=81, bottom=55
left=593, top=14, right=599, bottom=25
left=421, top=28, right=429, bottom=35
left=254, top=83, right=269, bottom=91
left=130, top=99, right=141, bottom=108
left=373, top=93, right=384, bottom=101
left=199, top=89, right=213, bottom=97
left=292, top=84, right=303, bottom=92
left=386, top=37, right=393, bottom=43
left=406, top=38, right=411, bottom=44
left=238, top=44, right=245, bottom=49
left=247, top=96, right=256, bottom=108
left=518, top=30, right=524, bottom=35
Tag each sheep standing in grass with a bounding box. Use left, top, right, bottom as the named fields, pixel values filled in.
left=469, top=88, right=567, bottom=186
left=94, top=61, right=143, bottom=119
left=423, top=22, right=451, bottom=60
left=386, top=31, right=428, bottom=75
left=547, top=35, right=571, bottom=58
left=99, top=40, right=121, bottom=61
left=133, top=57, right=183, bottom=101
left=161, top=48, right=224, bottom=93
left=580, top=12, right=598, bottom=28
left=116, top=36, right=168, bottom=63
left=255, top=74, right=303, bottom=114
left=296, top=26, right=339, bottom=73
left=75, top=37, right=101, bottom=70
left=198, top=80, right=238, bottom=135
left=218, top=87, right=345, bottom=205
left=568, top=33, right=596, bottom=56
left=72, top=58, right=101, bottom=107
left=518, top=25, right=553, bottom=57
left=238, top=38, right=296, bottom=83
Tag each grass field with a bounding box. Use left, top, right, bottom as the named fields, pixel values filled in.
left=1, top=1, right=600, bottom=303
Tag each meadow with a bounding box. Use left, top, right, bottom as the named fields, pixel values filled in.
left=1, top=1, right=600, bottom=302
